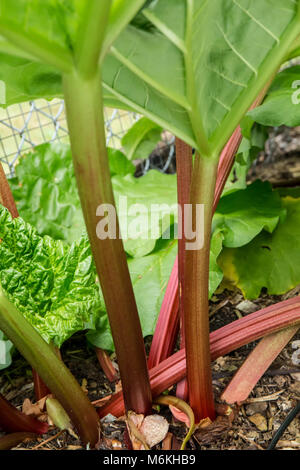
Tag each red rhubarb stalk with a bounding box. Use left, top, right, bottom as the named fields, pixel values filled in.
left=0, top=393, right=48, bottom=435
left=99, top=296, right=300, bottom=418
left=95, top=347, right=118, bottom=382
left=148, top=87, right=269, bottom=372
left=174, top=138, right=193, bottom=401
left=221, top=325, right=299, bottom=404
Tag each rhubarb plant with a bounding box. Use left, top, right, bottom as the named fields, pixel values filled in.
left=0, top=0, right=300, bottom=442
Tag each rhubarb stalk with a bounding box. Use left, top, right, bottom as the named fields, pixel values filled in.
left=63, top=70, right=151, bottom=415
left=183, top=154, right=218, bottom=421
left=99, top=296, right=300, bottom=418
left=221, top=325, right=300, bottom=404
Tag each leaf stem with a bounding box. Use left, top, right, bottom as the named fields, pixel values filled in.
left=75, top=0, right=112, bottom=77
left=184, top=154, right=218, bottom=422
left=99, top=295, right=300, bottom=418
left=63, top=69, right=152, bottom=416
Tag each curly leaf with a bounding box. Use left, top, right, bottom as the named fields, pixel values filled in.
left=0, top=205, right=106, bottom=347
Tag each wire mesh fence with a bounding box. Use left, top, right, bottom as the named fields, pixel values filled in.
left=0, top=99, right=176, bottom=178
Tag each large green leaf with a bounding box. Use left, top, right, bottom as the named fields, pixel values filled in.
left=223, top=124, right=268, bottom=195
left=213, top=180, right=284, bottom=248
left=10, top=142, right=178, bottom=257
left=121, top=117, right=162, bottom=161
left=219, top=197, right=300, bottom=299
left=10, top=143, right=84, bottom=244
left=247, top=65, right=300, bottom=127
left=0, top=204, right=106, bottom=347
left=0, top=53, right=62, bottom=107
left=102, top=0, right=300, bottom=154
left=113, top=170, right=177, bottom=257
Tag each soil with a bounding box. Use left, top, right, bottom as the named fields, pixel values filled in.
left=1, top=126, right=300, bottom=451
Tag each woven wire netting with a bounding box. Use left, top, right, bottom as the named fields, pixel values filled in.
left=0, top=98, right=175, bottom=178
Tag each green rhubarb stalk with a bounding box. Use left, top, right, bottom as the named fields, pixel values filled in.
left=0, top=290, right=100, bottom=447
left=184, top=154, right=218, bottom=422
left=63, top=69, right=152, bottom=415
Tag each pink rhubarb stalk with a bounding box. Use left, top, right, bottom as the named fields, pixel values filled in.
left=95, top=347, right=118, bottom=382
left=99, top=296, right=300, bottom=418
left=221, top=325, right=299, bottom=404
left=148, top=88, right=268, bottom=372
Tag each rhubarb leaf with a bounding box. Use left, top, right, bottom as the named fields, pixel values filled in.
left=121, top=117, right=162, bottom=160
left=219, top=197, right=300, bottom=299
left=102, top=0, right=299, bottom=153
left=224, top=124, right=268, bottom=195
left=0, top=205, right=106, bottom=347
left=0, top=330, right=13, bottom=370
left=0, top=53, right=62, bottom=107
left=10, top=143, right=84, bottom=244
left=10, top=143, right=135, bottom=245
left=113, top=170, right=177, bottom=257
left=213, top=180, right=284, bottom=248
left=247, top=66, right=300, bottom=127
left=0, top=0, right=84, bottom=66
left=10, top=143, right=178, bottom=258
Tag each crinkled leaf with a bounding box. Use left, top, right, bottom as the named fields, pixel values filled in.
left=219, top=197, right=300, bottom=299
left=0, top=205, right=106, bottom=347
left=10, top=143, right=135, bottom=245
left=121, top=117, right=162, bottom=160
left=0, top=330, right=13, bottom=370
left=213, top=180, right=284, bottom=248
left=247, top=66, right=300, bottom=127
